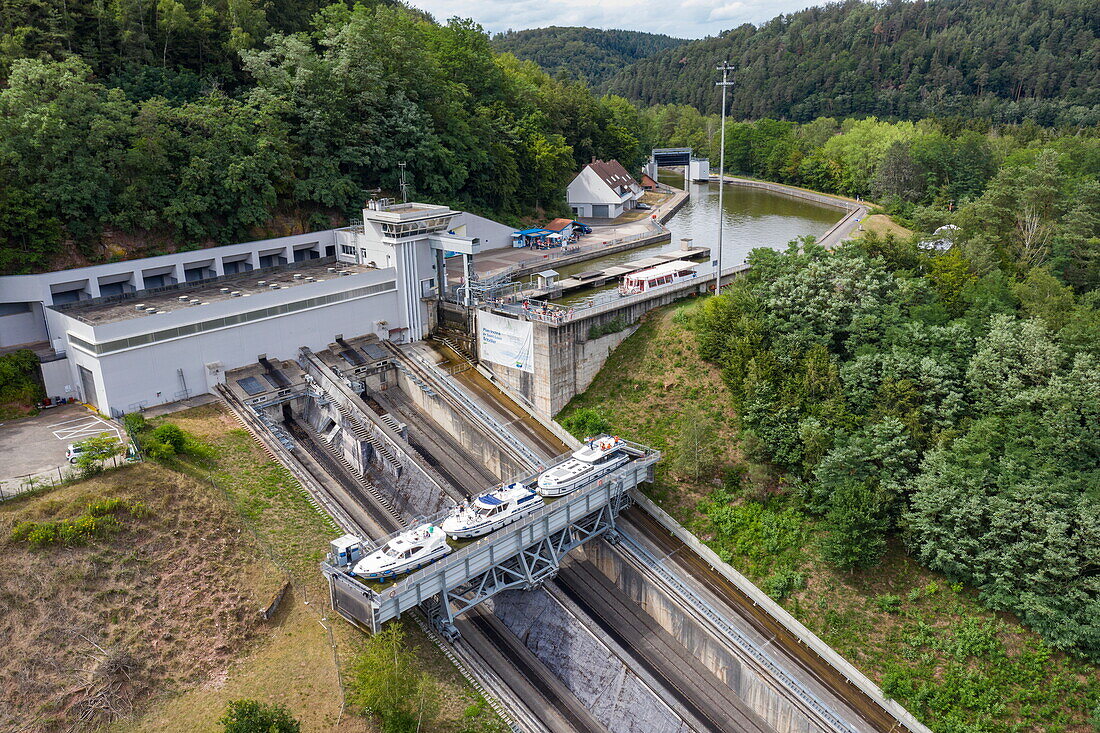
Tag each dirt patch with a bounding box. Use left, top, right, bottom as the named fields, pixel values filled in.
left=0, top=463, right=284, bottom=732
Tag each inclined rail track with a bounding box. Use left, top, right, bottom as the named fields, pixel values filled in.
left=466, top=609, right=605, bottom=733
left=554, top=561, right=773, bottom=733
left=623, top=507, right=908, bottom=732
left=283, top=416, right=404, bottom=534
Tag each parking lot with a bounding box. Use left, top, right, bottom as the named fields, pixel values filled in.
left=0, top=405, right=124, bottom=492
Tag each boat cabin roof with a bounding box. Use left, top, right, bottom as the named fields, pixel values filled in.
left=624, top=260, right=699, bottom=282
left=572, top=436, right=622, bottom=462
left=387, top=524, right=436, bottom=550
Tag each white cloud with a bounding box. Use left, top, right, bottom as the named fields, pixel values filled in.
left=409, top=0, right=825, bottom=39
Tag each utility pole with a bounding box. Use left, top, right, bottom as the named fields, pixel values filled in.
left=715, top=61, right=734, bottom=296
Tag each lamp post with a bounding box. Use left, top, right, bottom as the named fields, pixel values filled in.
left=715, top=61, right=734, bottom=295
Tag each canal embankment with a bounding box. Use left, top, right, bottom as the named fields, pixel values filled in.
left=712, top=173, right=868, bottom=250
left=473, top=185, right=689, bottom=281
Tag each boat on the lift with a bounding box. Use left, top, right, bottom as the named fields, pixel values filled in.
left=618, top=259, right=700, bottom=296
left=441, top=482, right=545, bottom=540
left=351, top=523, right=452, bottom=580
left=537, top=435, right=630, bottom=497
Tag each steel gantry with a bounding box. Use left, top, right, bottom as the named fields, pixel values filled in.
left=323, top=444, right=657, bottom=640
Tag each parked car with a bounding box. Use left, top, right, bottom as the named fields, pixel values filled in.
left=636, top=202, right=652, bottom=210
left=66, top=444, right=85, bottom=463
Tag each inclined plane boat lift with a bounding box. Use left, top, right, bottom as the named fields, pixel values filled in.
left=322, top=439, right=658, bottom=640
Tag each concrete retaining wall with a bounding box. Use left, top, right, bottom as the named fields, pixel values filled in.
left=489, top=589, right=690, bottom=733
left=393, top=370, right=528, bottom=481
left=584, top=540, right=826, bottom=733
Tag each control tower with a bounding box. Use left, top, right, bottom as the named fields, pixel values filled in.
left=336, top=200, right=481, bottom=340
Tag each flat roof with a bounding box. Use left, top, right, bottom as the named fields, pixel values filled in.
left=225, top=358, right=306, bottom=403
left=53, top=260, right=376, bottom=326
left=315, top=334, right=391, bottom=374
left=624, top=260, right=700, bottom=280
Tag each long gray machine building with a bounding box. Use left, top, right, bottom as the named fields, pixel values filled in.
left=0, top=204, right=512, bottom=417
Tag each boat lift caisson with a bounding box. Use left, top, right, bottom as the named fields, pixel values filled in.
left=343, top=435, right=635, bottom=580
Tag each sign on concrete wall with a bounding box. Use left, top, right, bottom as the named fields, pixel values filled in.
left=478, top=310, right=533, bottom=373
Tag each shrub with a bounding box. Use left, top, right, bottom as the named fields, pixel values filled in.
left=875, top=594, right=903, bottom=614
left=561, top=407, right=613, bottom=439
left=10, top=498, right=150, bottom=547
left=0, top=348, right=45, bottom=406
left=151, top=423, right=187, bottom=453
left=350, top=623, right=440, bottom=733
left=763, top=568, right=806, bottom=600
left=122, top=412, right=148, bottom=437
left=219, top=700, right=300, bottom=733
left=588, top=317, right=629, bottom=339
left=73, top=433, right=125, bottom=477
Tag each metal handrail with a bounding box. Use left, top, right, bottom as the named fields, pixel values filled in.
left=397, top=348, right=544, bottom=467
left=345, top=448, right=658, bottom=598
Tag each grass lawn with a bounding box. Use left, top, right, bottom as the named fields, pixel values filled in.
left=854, top=213, right=913, bottom=240
left=560, top=298, right=1100, bottom=733
left=129, top=404, right=506, bottom=732
left=2, top=402, right=505, bottom=733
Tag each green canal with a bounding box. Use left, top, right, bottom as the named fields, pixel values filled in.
left=553, top=171, right=842, bottom=307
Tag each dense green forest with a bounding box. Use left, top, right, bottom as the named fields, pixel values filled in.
left=491, top=26, right=686, bottom=86
left=691, top=128, right=1100, bottom=659
left=0, top=2, right=650, bottom=274
left=604, top=0, right=1100, bottom=126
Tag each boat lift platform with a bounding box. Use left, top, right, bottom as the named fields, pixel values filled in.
left=322, top=442, right=659, bottom=640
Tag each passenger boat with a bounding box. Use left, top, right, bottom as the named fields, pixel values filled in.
left=351, top=523, right=452, bottom=580
left=441, top=482, right=545, bottom=540
left=537, top=435, right=630, bottom=497
left=618, top=260, right=700, bottom=296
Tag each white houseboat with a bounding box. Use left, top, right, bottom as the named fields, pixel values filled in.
left=351, top=523, right=452, bottom=580
left=441, top=482, right=545, bottom=539
left=618, top=260, right=700, bottom=296
left=537, top=435, right=630, bottom=497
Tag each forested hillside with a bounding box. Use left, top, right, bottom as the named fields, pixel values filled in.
left=642, top=110, right=1100, bottom=295
left=491, top=27, right=686, bottom=85
left=0, top=3, right=649, bottom=274
left=604, top=0, right=1100, bottom=126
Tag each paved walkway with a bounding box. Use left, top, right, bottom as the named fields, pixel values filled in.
left=464, top=187, right=688, bottom=280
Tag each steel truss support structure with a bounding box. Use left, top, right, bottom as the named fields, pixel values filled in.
left=324, top=448, right=656, bottom=641
left=432, top=500, right=628, bottom=639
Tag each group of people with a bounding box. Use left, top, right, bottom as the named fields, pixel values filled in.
left=521, top=300, right=575, bottom=323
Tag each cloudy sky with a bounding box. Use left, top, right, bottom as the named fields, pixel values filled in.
left=409, top=0, right=825, bottom=39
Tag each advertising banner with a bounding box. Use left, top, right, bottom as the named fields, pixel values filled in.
left=478, top=310, right=534, bottom=373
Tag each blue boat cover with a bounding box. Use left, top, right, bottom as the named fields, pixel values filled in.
left=478, top=494, right=503, bottom=506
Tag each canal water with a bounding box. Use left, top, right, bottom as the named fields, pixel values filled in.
left=553, top=171, right=841, bottom=307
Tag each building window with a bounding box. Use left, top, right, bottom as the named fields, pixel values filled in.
left=340, top=244, right=356, bottom=256
left=420, top=278, right=436, bottom=298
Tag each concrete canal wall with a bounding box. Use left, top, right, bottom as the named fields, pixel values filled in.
left=583, top=539, right=829, bottom=733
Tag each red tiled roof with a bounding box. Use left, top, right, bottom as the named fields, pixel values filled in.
left=544, top=218, right=576, bottom=232
left=587, top=159, right=639, bottom=191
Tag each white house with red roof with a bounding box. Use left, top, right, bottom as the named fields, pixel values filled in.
left=566, top=159, right=643, bottom=219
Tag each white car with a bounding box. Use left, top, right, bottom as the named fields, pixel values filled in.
left=65, top=444, right=85, bottom=463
